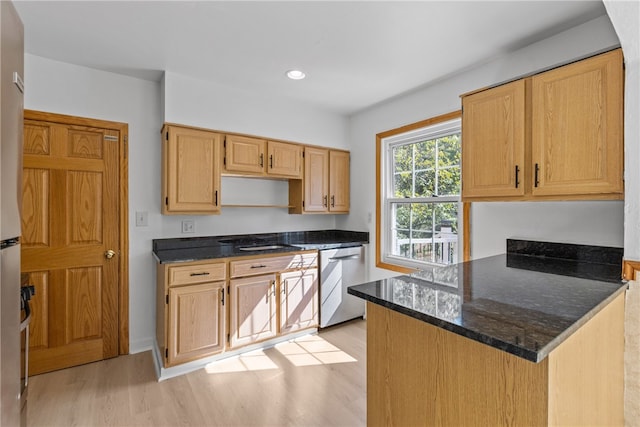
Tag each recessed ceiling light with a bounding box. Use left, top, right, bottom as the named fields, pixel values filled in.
left=286, top=69, right=306, bottom=80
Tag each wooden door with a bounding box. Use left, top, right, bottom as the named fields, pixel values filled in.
left=229, top=274, right=277, bottom=348
left=223, top=134, right=265, bottom=174
left=531, top=49, right=623, bottom=197
left=266, top=141, right=302, bottom=178
left=304, top=147, right=329, bottom=212
left=461, top=79, right=526, bottom=199
left=280, top=269, right=318, bottom=333
left=22, top=118, right=122, bottom=375
left=167, top=281, right=225, bottom=366
left=163, top=125, right=221, bottom=214
left=329, top=150, right=350, bottom=213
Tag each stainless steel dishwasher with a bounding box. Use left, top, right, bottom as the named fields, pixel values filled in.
left=319, top=245, right=367, bottom=328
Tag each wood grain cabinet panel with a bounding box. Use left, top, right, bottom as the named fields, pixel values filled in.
left=462, top=80, right=525, bottom=198
left=167, top=281, right=226, bottom=366
left=157, top=260, right=227, bottom=368
left=162, top=124, right=221, bottom=214
left=267, top=140, right=302, bottom=178
left=223, top=135, right=303, bottom=179
left=531, top=49, right=623, bottom=197
left=229, top=274, right=278, bottom=348
left=290, top=147, right=350, bottom=214
left=280, top=269, right=319, bottom=334
left=223, top=134, right=266, bottom=175
left=461, top=48, right=623, bottom=202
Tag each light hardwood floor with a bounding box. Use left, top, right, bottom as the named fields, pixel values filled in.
left=26, top=319, right=366, bottom=427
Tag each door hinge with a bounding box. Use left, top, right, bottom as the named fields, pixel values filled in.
left=227, top=333, right=230, bottom=343
left=166, top=131, right=169, bottom=141
left=223, top=156, right=226, bottom=166
left=302, top=200, right=305, bottom=208
left=302, top=151, right=305, bottom=158
left=165, top=348, right=168, bottom=359
left=165, top=197, right=168, bottom=206
left=166, top=294, right=169, bottom=304
left=223, top=137, right=226, bottom=148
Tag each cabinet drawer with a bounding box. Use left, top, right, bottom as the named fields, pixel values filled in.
left=168, top=262, right=226, bottom=286
left=230, top=252, right=318, bottom=278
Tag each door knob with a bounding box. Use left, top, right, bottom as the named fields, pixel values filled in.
left=105, top=250, right=116, bottom=259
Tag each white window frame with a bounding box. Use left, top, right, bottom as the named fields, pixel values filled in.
left=380, top=117, right=462, bottom=271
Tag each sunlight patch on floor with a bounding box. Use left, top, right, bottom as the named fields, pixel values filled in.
left=205, top=334, right=357, bottom=373
left=275, top=335, right=357, bottom=367
left=205, top=349, right=278, bottom=374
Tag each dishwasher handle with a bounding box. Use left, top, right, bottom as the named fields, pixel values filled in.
left=328, top=254, right=361, bottom=262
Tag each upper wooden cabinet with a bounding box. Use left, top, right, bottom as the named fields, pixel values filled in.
left=162, top=124, right=221, bottom=214
left=289, top=147, right=350, bottom=214
left=223, top=134, right=303, bottom=179
left=462, top=80, right=526, bottom=199
left=461, top=49, right=623, bottom=201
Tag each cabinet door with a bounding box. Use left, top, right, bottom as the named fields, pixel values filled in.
left=329, top=150, right=350, bottom=213
left=224, top=134, right=266, bottom=174
left=167, top=281, right=225, bottom=367
left=304, top=147, right=329, bottom=212
left=163, top=126, right=221, bottom=214
left=230, top=274, right=277, bottom=348
left=280, top=269, right=319, bottom=333
left=461, top=80, right=525, bottom=199
left=267, top=141, right=303, bottom=178
left=531, top=49, right=623, bottom=197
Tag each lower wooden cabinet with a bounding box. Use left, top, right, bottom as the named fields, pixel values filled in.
left=157, top=251, right=319, bottom=368
left=229, top=274, right=278, bottom=348
left=280, top=269, right=319, bottom=334
left=167, top=281, right=226, bottom=366
left=157, top=260, right=227, bottom=368
left=229, top=252, right=319, bottom=349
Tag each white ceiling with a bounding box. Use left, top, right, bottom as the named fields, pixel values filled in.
left=13, top=1, right=608, bottom=115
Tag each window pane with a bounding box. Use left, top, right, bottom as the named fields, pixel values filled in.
left=415, top=169, right=435, bottom=197
left=411, top=230, right=432, bottom=263
left=415, top=140, right=435, bottom=170
left=434, top=203, right=458, bottom=265
left=437, top=134, right=461, bottom=168
left=411, top=203, right=433, bottom=232
left=393, top=172, right=412, bottom=197
left=393, top=145, right=412, bottom=173
left=437, top=166, right=460, bottom=196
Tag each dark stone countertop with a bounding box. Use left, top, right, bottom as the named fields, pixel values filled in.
left=153, top=229, right=369, bottom=263
left=348, top=239, right=626, bottom=363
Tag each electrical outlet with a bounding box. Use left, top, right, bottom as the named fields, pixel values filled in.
left=182, top=219, right=195, bottom=233
left=135, top=211, right=148, bottom=227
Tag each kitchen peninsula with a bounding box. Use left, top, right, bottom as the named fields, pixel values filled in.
left=348, top=240, right=626, bottom=426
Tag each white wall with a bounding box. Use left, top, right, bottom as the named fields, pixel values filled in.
left=340, top=15, right=624, bottom=279
left=24, top=56, right=350, bottom=353
left=604, top=0, right=640, bottom=261
left=24, top=54, right=162, bottom=352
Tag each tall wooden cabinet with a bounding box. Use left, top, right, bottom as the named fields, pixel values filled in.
left=162, top=124, right=221, bottom=214
left=223, top=134, right=303, bottom=179
left=461, top=49, right=623, bottom=201
left=289, top=147, right=350, bottom=214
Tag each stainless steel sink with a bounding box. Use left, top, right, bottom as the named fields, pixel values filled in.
left=237, top=245, right=289, bottom=251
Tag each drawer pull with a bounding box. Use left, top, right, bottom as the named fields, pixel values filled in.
left=250, top=264, right=267, bottom=269
left=189, top=272, right=210, bottom=276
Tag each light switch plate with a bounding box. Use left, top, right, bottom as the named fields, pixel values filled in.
left=182, top=219, right=195, bottom=233
left=135, top=211, right=148, bottom=227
